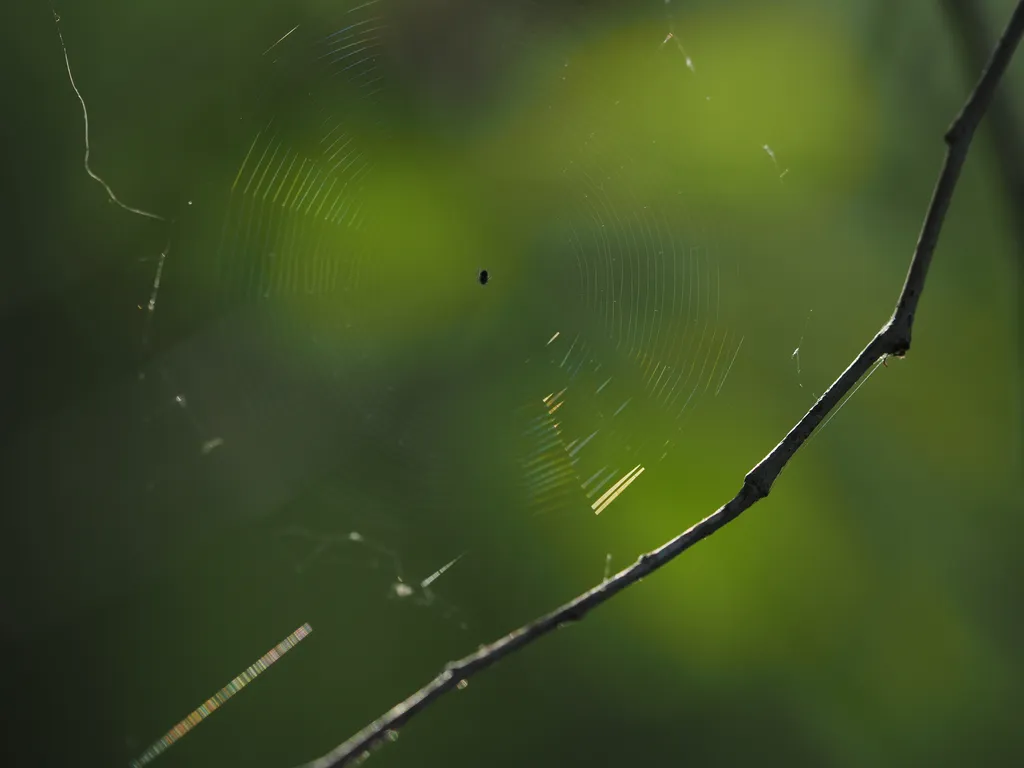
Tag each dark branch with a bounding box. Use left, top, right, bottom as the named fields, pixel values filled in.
left=942, top=0, right=1024, bottom=251
left=941, top=0, right=1024, bottom=473
left=291, top=3, right=1024, bottom=766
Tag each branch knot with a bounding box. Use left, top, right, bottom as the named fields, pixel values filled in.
left=743, top=470, right=770, bottom=501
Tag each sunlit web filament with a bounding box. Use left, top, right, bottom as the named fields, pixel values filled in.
left=263, top=24, right=300, bottom=56
left=591, top=464, right=645, bottom=515
left=815, top=356, right=887, bottom=437
left=660, top=31, right=695, bottom=73
left=419, top=553, right=464, bottom=590
left=53, top=12, right=164, bottom=222
left=130, top=623, right=312, bottom=768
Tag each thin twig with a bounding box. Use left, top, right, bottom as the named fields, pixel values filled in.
left=292, top=4, right=1024, bottom=766
left=941, top=0, right=1024, bottom=470
left=942, top=0, right=1024, bottom=250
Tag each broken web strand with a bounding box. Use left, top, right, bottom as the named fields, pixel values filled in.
left=278, top=526, right=466, bottom=621
left=52, top=7, right=236, bottom=476
left=130, top=623, right=312, bottom=768
left=791, top=308, right=814, bottom=390
left=54, top=9, right=182, bottom=360
left=409, top=552, right=465, bottom=609
left=263, top=23, right=301, bottom=58
left=658, top=32, right=696, bottom=75
left=660, top=0, right=697, bottom=75
left=54, top=12, right=224, bottom=462
left=763, top=143, right=791, bottom=181
left=53, top=10, right=165, bottom=223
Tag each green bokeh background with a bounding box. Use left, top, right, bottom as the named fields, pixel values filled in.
left=2, top=1, right=1021, bottom=766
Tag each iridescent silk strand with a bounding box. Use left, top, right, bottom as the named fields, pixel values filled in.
left=130, top=623, right=313, bottom=767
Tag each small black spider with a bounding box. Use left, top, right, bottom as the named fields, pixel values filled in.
left=478, top=269, right=489, bottom=285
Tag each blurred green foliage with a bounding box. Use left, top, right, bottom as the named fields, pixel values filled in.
left=2, top=1, right=1021, bottom=767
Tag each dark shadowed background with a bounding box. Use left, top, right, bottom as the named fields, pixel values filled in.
left=1, top=0, right=1022, bottom=766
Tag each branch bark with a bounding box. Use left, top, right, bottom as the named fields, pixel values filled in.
left=292, top=4, right=1024, bottom=766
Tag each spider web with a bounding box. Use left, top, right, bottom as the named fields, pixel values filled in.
left=514, top=136, right=743, bottom=519
left=178, top=1, right=745, bottom=532
left=66, top=0, right=761, bottom=630
left=24, top=2, right=794, bottom=766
